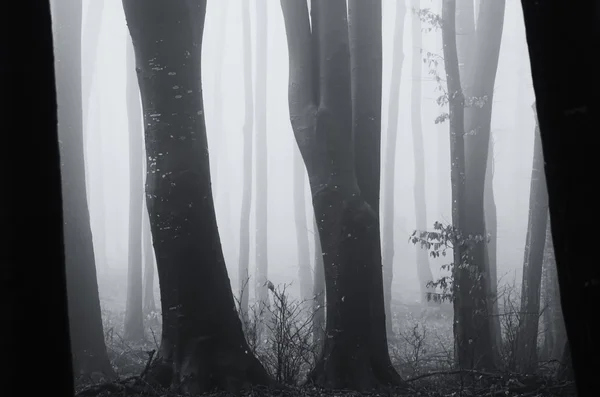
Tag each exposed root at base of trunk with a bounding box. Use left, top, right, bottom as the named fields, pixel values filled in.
left=306, top=345, right=406, bottom=392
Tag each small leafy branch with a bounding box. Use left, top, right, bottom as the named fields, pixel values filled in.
left=414, top=7, right=443, bottom=31
left=410, top=221, right=488, bottom=303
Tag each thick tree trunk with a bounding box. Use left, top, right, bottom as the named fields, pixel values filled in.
left=312, top=216, right=326, bottom=351
left=382, top=0, right=406, bottom=339
left=281, top=0, right=403, bottom=390
left=294, top=148, right=312, bottom=300
left=410, top=0, right=434, bottom=303
left=51, top=0, right=114, bottom=377
left=124, top=35, right=145, bottom=342
left=254, top=0, right=269, bottom=313
left=238, top=0, right=253, bottom=318
left=143, top=202, right=156, bottom=314
left=5, top=2, right=75, bottom=392
left=459, top=0, right=505, bottom=370
left=123, top=1, right=271, bottom=392
left=520, top=2, right=599, bottom=394
left=515, top=104, right=549, bottom=373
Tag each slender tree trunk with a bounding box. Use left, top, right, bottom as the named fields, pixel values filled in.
left=238, top=0, right=253, bottom=318
left=51, top=0, right=114, bottom=377
left=124, top=34, right=145, bottom=342
left=410, top=0, right=434, bottom=303
left=515, top=103, right=549, bottom=373
left=382, top=0, right=406, bottom=339
left=459, top=0, right=506, bottom=370
left=254, top=0, right=269, bottom=312
left=312, top=215, right=326, bottom=351
left=123, top=1, right=271, bottom=392
left=143, top=200, right=156, bottom=314
left=294, top=148, right=312, bottom=300
left=5, top=2, right=75, bottom=392
left=281, top=0, right=403, bottom=389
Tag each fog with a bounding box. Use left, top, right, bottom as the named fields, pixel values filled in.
left=81, top=0, right=535, bottom=305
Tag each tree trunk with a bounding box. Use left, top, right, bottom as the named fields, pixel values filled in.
left=382, top=0, right=406, bottom=339
left=143, top=200, right=156, bottom=314
left=5, top=1, right=75, bottom=392
left=238, top=0, right=253, bottom=318
left=294, top=147, right=312, bottom=301
left=124, top=34, right=145, bottom=342
left=313, top=215, right=326, bottom=352
left=459, top=0, right=506, bottom=370
left=410, top=0, right=434, bottom=303
left=520, top=2, right=599, bottom=394
left=484, top=136, right=502, bottom=361
left=281, top=0, right=403, bottom=389
left=123, top=1, right=272, bottom=392
left=254, top=0, right=269, bottom=313
left=51, top=0, right=114, bottom=377
left=515, top=103, right=549, bottom=373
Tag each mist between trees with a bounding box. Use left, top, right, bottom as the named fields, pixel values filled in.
left=50, top=0, right=573, bottom=395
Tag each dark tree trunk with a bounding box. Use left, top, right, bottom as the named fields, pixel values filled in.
left=515, top=103, right=549, bottom=373
left=520, top=2, right=599, bottom=393
left=382, top=0, right=406, bottom=338
left=458, top=0, right=505, bottom=370
left=124, top=35, right=145, bottom=342
left=143, top=202, right=156, bottom=314
left=123, top=1, right=272, bottom=392
left=294, top=148, right=312, bottom=301
left=313, top=216, right=326, bottom=351
left=254, top=0, right=269, bottom=313
left=4, top=1, right=74, bottom=393
left=410, top=0, right=434, bottom=303
left=238, top=0, right=253, bottom=318
left=281, top=0, right=403, bottom=390
left=51, top=0, right=114, bottom=378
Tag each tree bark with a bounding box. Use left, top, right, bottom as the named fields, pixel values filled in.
left=254, top=0, right=269, bottom=313
left=123, top=1, right=272, bottom=392
left=124, top=34, right=145, bottom=342
left=51, top=0, right=114, bottom=377
left=515, top=103, right=549, bottom=373
left=238, top=0, right=253, bottom=318
left=4, top=1, right=75, bottom=392
left=382, top=0, right=406, bottom=338
left=520, top=1, right=599, bottom=394
left=294, top=147, right=312, bottom=301
left=280, top=0, right=403, bottom=390
left=410, top=0, right=435, bottom=303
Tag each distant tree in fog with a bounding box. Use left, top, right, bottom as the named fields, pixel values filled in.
left=122, top=0, right=271, bottom=392
left=238, top=0, right=254, bottom=318
left=410, top=0, right=435, bottom=303
left=293, top=147, right=312, bottom=300
left=142, top=206, right=156, bottom=314
left=254, top=0, right=270, bottom=314
left=123, top=35, right=144, bottom=342
left=382, top=0, right=406, bottom=339
left=281, top=0, right=403, bottom=389
left=515, top=103, right=548, bottom=373
left=312, top=215, right=325, bottom=351
left=51, top=0, right=113, bottom=377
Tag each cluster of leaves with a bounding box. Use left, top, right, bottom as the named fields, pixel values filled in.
left=414, top=7, right=443, bottom=31
left=409, top=221, right=487, bottom=304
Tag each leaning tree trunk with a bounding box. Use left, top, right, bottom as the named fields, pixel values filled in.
left=6, top=1, right=75, bottom=392
left=142, top=202, right=156, bottom=314
left=238, top=0, right=253, bottom=319
left=51, top=0, right=114, bottom=378
left=382, top=0, right=406, bottom=339
left=459, top=0, right=506, bottom=370
left=124, top=34, right=145, bottom=342
left=281, top=0, right=403, bottom=390
left=294, top=147, right=312, bottom=301
left=312, top=215, right=326, bottom=352
left=123, top=1, right=272, bottom=392
left=410, top=0, right=435, bottom=303
left=254, top=0, right=269, bottom=314
left=515, top=103, right=549, bottom=373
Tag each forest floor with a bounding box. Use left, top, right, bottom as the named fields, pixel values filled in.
left=82, top=273, right=576, bottom=396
